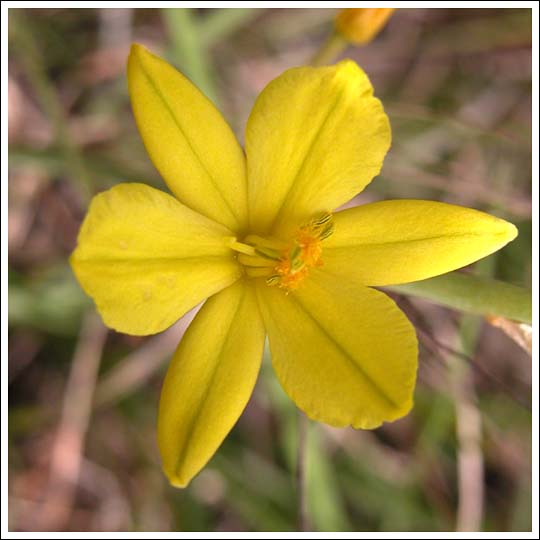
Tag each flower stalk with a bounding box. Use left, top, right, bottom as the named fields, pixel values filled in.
left=297, top=412, right=310, bottom=531
left=387, top=272, right=532, bottom=324
left=310, top=32, right=348, bottom=66
left=311, top=8, right=396, bottom=66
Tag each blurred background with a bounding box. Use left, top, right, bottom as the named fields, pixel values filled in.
left=7, top=7, right=532, bottom=532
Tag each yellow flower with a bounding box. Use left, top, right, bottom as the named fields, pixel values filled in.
left=70, top=44, right=517, bottom=488
left=335, top=8, right=396, bottom=45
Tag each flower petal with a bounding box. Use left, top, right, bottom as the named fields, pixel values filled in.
left=128, top=44, right=247, bottom=232
left=245, top=60, right=390, bottom=237
left=257, top=270, right=418, bottom=429
left=70, top=183, right=241, bottom=335
left=324, top=199, right=518, bottom=286
left=158, top=281, right=265, bottom=488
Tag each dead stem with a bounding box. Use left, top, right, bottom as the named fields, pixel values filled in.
left=452, top=356, right=484, bottom=531
left=40, top=311, right=107, bottom=530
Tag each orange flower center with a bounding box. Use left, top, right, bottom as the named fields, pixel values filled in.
left=231, top=213, right=334, bottom=291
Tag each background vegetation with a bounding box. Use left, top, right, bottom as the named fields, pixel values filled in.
left=8, top=7, right=532, bottom=532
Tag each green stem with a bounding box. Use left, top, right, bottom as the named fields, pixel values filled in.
left=310, top=32, right=348, bottom=66
left=162, top=8, right=218, bottom=105
left=9, top=11, right=92, bottom=199
left=386, top=272, right=531, bottom=324
left=297, top=411, right=310, bottom=531
left=198, top=8, right=260, bottom=47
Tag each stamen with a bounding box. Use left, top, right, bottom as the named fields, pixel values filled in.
left=319, top=222, right=334, bottom=240
left=254, top=246, right=281, bottom=260
left=244, top=235, right=288, bottom=251
left=232, top=213, right=334, bottom=291
left=288, top=244, right=304, bottom=272
left=237, top=253, right=276, bottom=268
left=266, top=275, right=281, bottom=286
left=313, top=212, right=332, bottom=226
left=246, top=267, right=275, bottom=278
left=229, top=239, right=257, bottom=256
left=271, top=213, right=334, bottom=290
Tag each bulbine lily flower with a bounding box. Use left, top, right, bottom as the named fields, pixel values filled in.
left=71, top=44, right=517, bottom=487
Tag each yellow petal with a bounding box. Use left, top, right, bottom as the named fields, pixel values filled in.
left=324, top=200, right=518, bottom=286
left=245, top=60, right=390, bottom=238
left=158, top=281, right=265, bottom=487
left=128, top=44, right=247, bottom=232
left=257, top=270, right=418, bottom=429
left=70, top=183, right=241, bottom=335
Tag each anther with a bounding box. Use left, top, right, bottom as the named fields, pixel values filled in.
left=232, top=213, right=334, bottom=291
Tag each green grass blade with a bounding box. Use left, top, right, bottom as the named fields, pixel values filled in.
left=199, top=8, right=262, bottom=46
left=162, top=8, right=218, bottom=105
left=387, top=272, right=532, bottom=324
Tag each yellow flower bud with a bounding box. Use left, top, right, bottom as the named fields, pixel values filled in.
left=335, top=8, right=396, bottom=45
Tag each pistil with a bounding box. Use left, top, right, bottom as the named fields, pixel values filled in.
left=229, top=213, right=334, bottom=290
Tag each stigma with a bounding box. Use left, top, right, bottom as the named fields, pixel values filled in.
left=229, top=213, right=334, bottom=291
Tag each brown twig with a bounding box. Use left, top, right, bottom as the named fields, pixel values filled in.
left=39, top=311, right=107, bottom=530
left=452, top=362, right=484, bottom=532
left=93, top=308, right=199, bottom=409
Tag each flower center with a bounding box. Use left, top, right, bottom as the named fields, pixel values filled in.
left=230, top=213, right=334, bottom=291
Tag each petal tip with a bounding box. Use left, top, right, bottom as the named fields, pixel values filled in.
left=129, top=42, right=147, bottom=59
left=333, top=58, right=374, bottom=96
left=335, top=58, right=361, bottom=73
left=127, top=43, right=154, bottom=77
left=167, top=472, right=191, bottom=489
left=505, top=221, right=519, bottom=243
left=492, top=217, right=519, bottom=249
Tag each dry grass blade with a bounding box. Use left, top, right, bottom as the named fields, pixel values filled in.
left=94, top=307, right=200, bottom=409
left=39, top=311, right=107, bottom=530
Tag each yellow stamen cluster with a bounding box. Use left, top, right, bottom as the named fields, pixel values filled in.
left=231, top=213, right=334, bottom=291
